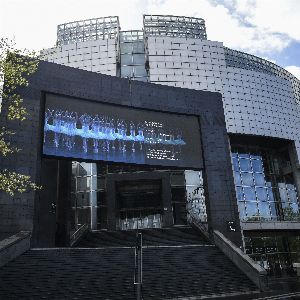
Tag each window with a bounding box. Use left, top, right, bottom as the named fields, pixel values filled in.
left=244, top=234, right=300, bottom=277
left=231, top=147, right=300, bottom=221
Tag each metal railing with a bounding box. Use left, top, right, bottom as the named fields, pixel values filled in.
left=213, top=230, right=268, bottom=291
left=70, top=224, right=89, bottom=247
left=187, top=210, right=210, bottom=240
left=134, top=231, right=143, bottom=300
left=0, top=231, right=31, bottom=267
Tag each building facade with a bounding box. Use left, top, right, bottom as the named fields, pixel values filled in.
left=40, top=15, right=300, bottom=276
left=0, top=59, right=241, bottom=244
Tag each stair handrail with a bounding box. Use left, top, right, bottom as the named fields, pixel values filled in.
left=0, top=231, right=31, bottom=268
left=213, top=230, right=268, bottom=291
left=187, top=209, right=210, bottom=239
left=134, top=231, right=143, bottom=300
left=70, top=224, right=89, bottom=247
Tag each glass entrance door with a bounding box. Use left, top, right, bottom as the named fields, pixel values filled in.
left=116, top=179, right=162, bottom=230
left=119, top=209, right=162, bottom=230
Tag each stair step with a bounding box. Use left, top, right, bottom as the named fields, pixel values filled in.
left=76, top=226, right=211, bottom=248
left=0, top=245, right=259, bottom=299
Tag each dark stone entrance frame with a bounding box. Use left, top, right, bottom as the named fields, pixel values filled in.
left=0, top=59, right=242, bottom=246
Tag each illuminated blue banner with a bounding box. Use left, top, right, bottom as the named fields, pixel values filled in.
left=43, top=94, right=203, bottom=168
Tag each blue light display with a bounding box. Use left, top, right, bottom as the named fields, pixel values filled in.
left=43, top=94, right=203, bottom=168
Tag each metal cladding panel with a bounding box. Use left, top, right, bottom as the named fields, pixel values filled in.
left=41, top=38, right=118, bottom=76
left=147, top=36, right=300, bottom=164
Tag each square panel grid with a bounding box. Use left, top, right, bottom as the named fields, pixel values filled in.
left=232, top=151, right=300, bottom=222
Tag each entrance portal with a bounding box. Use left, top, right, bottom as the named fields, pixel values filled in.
left=70, top=162, right=207, bottom=232
left=36, top=159, right=207, bottom=246
left=106, top=170, right=173, bottom=230
left=117, top=179, right=162, bottom=230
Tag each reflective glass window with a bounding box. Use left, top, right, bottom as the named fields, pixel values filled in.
left=121, top=54, right=133, bottom=65
left=236, top=186, right=244, bottom=200
left=269, top=202, right=277, bottom=218
left=97, top=177, right=105, bottom=189
left=256, top=187, right=268, bottom=201
left=239, top=153, right=250, bottom=159
left=252, top=159, right=263, bottom=173
left=238, top=201, right=246, bottom=219
left=133, top=54, right=145, bottom=64
left=246, top=201, right=259, bottom=217
left=251, top=154, right=261, bottom=160
left=185, top=170, right=207, bottom=223
left=121, top=43, right=132, bottom=53
left=132, top=42, right=144, bottom=53
left=268, top=187, right=275, bottom=201
left=254, top=173, right=265, bottom=186
left=232, top=148, right=299, bottom=222
left=232, top=157, right=239, bottom=171
left=288, top=189, right=297, bottom=203
left=79, top=162, right=92, bottom=175
left=121, top=66, right=132, bottom=77
left=291, top=203, right=299, bottom=213
left=279, top=188, right=288, bottom=203
left=240, top=158, right=251, bottom=171
left=258, top=202, right=271, bottom=218
left=133, top=66, right=147, bottom=77
left=281, top=201, right=289, bottom=209
left=234, top=171, right=242, bottom=185
left=185, top=170, right=202, bottom=186
left=119, top=32, right=148, bottom=81
left=76, top=177, right=89, bottom=191
left=170, top=173, right=185, bottom=186
left=286, top=183, right=296, bottom=190
left=244, top=186, right=256, bottom=200
left=134, top=77, right=148, bottom=82
left=232, top=153, right=238, bottom=159
left=244, top=234, right=300, bottom=275
left=242, top=173, right=254, bottom=186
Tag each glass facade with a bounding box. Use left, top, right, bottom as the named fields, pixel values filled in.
left=71, top=161, right=207, bottom=231
left=119, top=31, right=148, bottom=81
left=168, top=170, right=207, bottom=225
left=231, top=146, right=300, bottom=222
left=119, top=212, right=162, bottom=230
left=41, top=16, right=300, bottom=283
left=117, top=178, right=162, bottom=230
left=185, top=170, right=207, bottom=223
left=71, top=162, right=98, bottom=231
left=245, top=234, right=300, bottom=277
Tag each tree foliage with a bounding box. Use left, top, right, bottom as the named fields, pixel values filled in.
left=0, top=170, right=40, bottom=196
left=0, top=38, right=41, bottom=195
left=282, top=207, right=300, bottom=221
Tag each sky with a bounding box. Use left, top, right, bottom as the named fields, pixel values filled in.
left=0, top=0, right=299, bottom=79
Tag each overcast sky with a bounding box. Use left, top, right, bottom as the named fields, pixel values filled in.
left=1, top=0, right=299, bottom=79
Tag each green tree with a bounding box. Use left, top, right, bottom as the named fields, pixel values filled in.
left=0, top=38, right=40, bottom=196
left=282, top=206, right=300, bottom=221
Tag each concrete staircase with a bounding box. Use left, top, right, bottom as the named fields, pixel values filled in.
left=76, top=226, right=210, bottom=247
left=0, top=227, right=260, bottom=299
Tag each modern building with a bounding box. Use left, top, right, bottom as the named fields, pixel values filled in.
left=41, top=15, right=300, bottom=278
left=1, top=15, right=300, bottom=297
